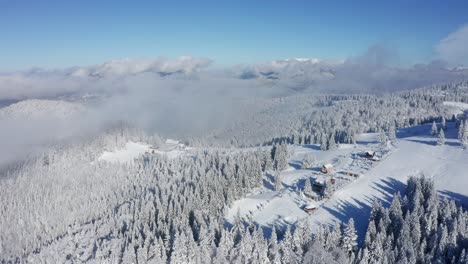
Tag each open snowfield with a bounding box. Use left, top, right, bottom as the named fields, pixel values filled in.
left=98, top=139, right=188, bottom=163
left=226, top=122, right=468, bottom=241
left=98, top=141, right=151, bottom=163
left=444, top=101, right=468, bottom=115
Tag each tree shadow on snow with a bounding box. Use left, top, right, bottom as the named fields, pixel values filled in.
left=403, top=138, right=461, bottom=147
left=397, top=122, right=458, bottom=140
left=263, top=178, right=275, bottom=191
left=320, top=198, right=372, bottom=245
left=438, top=190, right=468, bottom=207
left=371, top=177, right=407, bottom=206
left=319, top=177, right=406, bottom=245
left=288, top=161, right=302, bottom=170
left=301, top=144, right=321, bottom=151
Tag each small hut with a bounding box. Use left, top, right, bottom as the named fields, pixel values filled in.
left=321, top=164, right=333, bottom=173
left=365, top=151, right=375, bottom=159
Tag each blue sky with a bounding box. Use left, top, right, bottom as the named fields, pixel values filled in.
left=1, top=0, right=467, bottom=70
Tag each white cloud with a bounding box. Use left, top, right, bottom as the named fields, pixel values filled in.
left=76, top=56, right=212, bottom=77
left=435, top=24, right=468, bottom=66
left=0, top=56, right=212, bottom=101
left=1, top=51, right=468, bottom=167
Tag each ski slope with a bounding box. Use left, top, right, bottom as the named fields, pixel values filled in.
left=226, top=122, right=468, bottom=240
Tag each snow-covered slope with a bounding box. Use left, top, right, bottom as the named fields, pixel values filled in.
left=307, top=123, right=468, bottom=238
left=226, top=122, right=468, bottom=240
left=443, top=101, right=468, bottom=115
left=0, top=99, right=84, bottom=120
left=98, top=141, right=151, bottom=163
left=98, top=139, right=189, bottom=163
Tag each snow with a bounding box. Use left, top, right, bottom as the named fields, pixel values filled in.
left=304, top=203, right=318, bottom=210
left=443, top=101, right=468, bottom=115
left=98, top=141, right=151, bottom=163
left=0, top=99, right=84, bottom=120
left=226, top=122, right=468, bottom=240
left=71, top=57, right=211, bottom=78
left=152, top=138, right=189, bottom=159
left=165, top=139, right=180, bottom=145
left=226, top=139, right=381, bottom=227
left=98, top=139, right=189, bottom=163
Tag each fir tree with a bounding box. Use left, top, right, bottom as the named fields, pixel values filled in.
left=388, top=125, right=397, bottom=141
left=341, top=218, right=358, bottom=255
left=379, top=130, right=387, bottom=146
left=301, top=154, right=315, bottom=169
left=458, top=120, right=464, bottom=140
left=461, top=121, right=468, bottom=149
left=274, top=171, right=282, bottom=191
left=437, top=128, right=446, bottom=146
left=304, top=178, right=312, bottom=194
left=431, top=121, right=438, bottom=136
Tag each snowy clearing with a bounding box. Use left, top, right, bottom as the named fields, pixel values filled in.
left=98, top=139, right=188, bottom=163
left=443, top=101, right=468, bottom=115
left=226, top=122, right=468, bottom=241
left=98, top=141, right=151, bottom=163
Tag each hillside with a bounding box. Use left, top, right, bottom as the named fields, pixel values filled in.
left=0, top=99, right=84, bottom=120
left=0, top=83, right=467, bottom=263
left=226, top=122, right=468, bottom=242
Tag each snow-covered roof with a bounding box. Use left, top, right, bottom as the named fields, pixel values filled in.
left=314, top=175, right=327, bottom=185
left=304, top=203, right=318, bottom=210
left=323, top=163, right=333, bottom=169
left=365, top=150, right=375, bottom=155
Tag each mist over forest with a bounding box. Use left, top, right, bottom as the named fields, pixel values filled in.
left=1, top=1, right=468, bottom=263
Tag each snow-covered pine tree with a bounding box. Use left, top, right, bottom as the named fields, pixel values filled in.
left=431, top=121, right=438, bottom=136
left=328, top=133, right=337, bottom=150
left=263, top=150, right=273, bottom=171
left=320, top=134, right=328, bottom=151
left=301, top=154, right=315, bottom=169
left=458, top=120, right=464, bottom=140
left=388, top=124, right=397, bottom=141
left=437, top=128, right=446, bottom=146
left=273, top=143, right=289, bottom=171
left=304, top=178, right=312, bottom=195
left=341, top=218, right=358, bottom=255
left=274, top=171, right=282, bottom=191
left=462, top=121, right=468, bottom=149
left=268, top=227, right=281, bottom=263
left=379, top=130, right=387, bottom=146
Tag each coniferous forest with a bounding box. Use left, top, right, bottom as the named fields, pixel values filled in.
left=0, top=82, right=467, bottom=263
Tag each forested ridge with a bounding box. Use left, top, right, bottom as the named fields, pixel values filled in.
left=1, top=82, right=467, bottom=263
